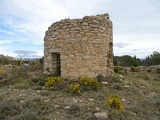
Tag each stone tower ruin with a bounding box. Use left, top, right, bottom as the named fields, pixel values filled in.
left=44, top=13, right=113, bottom=79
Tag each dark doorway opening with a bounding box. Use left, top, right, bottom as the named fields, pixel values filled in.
left=107, top=42, right=113, bottom=67
left=52, top=53, right=61, bottom=76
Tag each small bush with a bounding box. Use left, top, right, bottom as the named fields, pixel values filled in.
left=68, top=104, right=80, bottom=116
left=79, top=76, right=91, bottom=86
left=0, top=68, right=7, bottom=83
left=40, top=91, right=51, bottom=96
left=112, top=83, right=124, bottom=90
left=0, top=68, right=6, bottom=75
left=69, top=83, right=81, bottom=95
left=84, top=113, right=97, bottom=120
left=143, top=75, right=149, bottom=80
left=108, top=110, right=137, bottom=120
left=114, top=65, right=121, bottom=73
left=45, top=76, right=63, bottom=90
left=0, top=101, right=20, bottom=119
left=106, top=94, right=124, bottom=110
left=14, top=110, right=38, bottom=120
left=31, top=78, right=47, bottom=86
left=54, top=81, right=67, bottom=90
left=79, top=76, right=100, bottom=91
left=130, top=66, right=139, bottom=72
left=156, top=68, right=160, bottom=74
left=124, top=69, right=127, bottom=74
left=107, top=76, right=120, bottom=85
left=96, top=74, right=104, bottom=82
left=147, top=68, right=152, bottom=72
left=33, top=86, right=43, bottom=90
left=14, top=83, right=28, bottom=89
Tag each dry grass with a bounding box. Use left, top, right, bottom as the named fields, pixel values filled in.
left=0, top=65, right=160, bottom=120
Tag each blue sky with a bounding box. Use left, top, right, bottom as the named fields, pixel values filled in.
left=0, top=0, right=160, bottom=58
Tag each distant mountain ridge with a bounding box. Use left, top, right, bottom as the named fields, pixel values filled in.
left=0, top=54, right=14, bottom=60
left=0, top=54, right=43, bottom=61
left=23, top=58, right=40, bottom=61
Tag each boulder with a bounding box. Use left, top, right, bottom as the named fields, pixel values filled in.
left=95, top=111, right=108, bottom=120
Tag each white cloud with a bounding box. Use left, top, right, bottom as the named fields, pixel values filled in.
left=113, top=33, right=160, bottom=58
left=114, top=43, right=129, bottom=48
left=0, top=40, right=13, bottom=45
left=0, top=0, right=112, bottom=46
left=14, top=50, right=43, bottom=58
left=35, top=50, right=44, bottom=57
left=0, top=47, right=17, bottom=57
left=0, top=29, right=13, bottom=35
left=0, top=0, right=71, bottom=45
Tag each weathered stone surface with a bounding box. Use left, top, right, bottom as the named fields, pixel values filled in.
left=124, top=85, right=130, bottom=88
left=43, top=71, right=51, bottom=75
left=60, top=55, right=68, bottom=60
left=79, top=67, right=88, bottom=74
left=95, top=111, right=108, bottom=120
left=102, top=82, right=108, bottom=85
left=119, top=74, right=124, bottom=79
left=68, top=72, right=79, bottom=78
left=44, top=13, right=113, bottom=79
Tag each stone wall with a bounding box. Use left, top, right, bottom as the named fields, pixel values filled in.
left=44, top=13, right=113, bottom=79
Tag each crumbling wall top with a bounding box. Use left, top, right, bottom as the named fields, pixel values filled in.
left=48, top=13, right=111, bottom=30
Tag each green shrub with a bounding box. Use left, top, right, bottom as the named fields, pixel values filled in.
left=106, top=94, right=124, bottom=110
left=0, top=101, right=20, bottom=119
left=45, top=76, right=63, bottom=90
left=79, top=76, right=100, bottom=91
left=96, top=74, right=104, bottom=82
left=20, top=61, right=24, bottom=67
left=124, top=68, right=127, bottom=74
left=108, top=110, right=137, bottom=120
left=106, top=76, right=120, bottom=85
left=156, top=68, right=160, bottom=74
left=130, top=66, right=139, bottom=72
left=143, top=75, right=149, bottom=80
left=69, top=83, right=81, bottom=95
left=40, top=91, right=51, bottom=96
left=33, top=86, right=43, bottom=90
left=114, top=65, right=121, bottom=73
left=112, top=83, right=124, bottom=90
left=14, top=110, right=38, bottom=120
left=31, top=78, right=46, bottom=86
left=68, top=104, right=80, bottom=116
left=14, top=83, right=28, bottom=89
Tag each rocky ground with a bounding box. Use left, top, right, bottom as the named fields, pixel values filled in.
left=0, top=65, right=160, bottom=120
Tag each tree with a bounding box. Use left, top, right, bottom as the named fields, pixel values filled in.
left=113, top=55, right=141, bottom=67
left=143, top=51, right=160, bottom=66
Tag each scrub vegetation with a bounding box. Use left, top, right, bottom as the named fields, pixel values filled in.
left=0, top=52, right=160, bottom=120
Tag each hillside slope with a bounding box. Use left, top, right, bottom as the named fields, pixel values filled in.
left=0, top=65, right=160, bottom=120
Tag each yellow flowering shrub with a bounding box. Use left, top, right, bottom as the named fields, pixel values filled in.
left=114, top=65, right=122, bottom=73
left=130, top=66, right=139, bottom=72
left=79, top=76, right=100, bottom=91
left=45, top=76, right=63, bottom=90
left=69, top=83, right=81, bottom=95
left=106, top=94, right=124, bottom=110
left=0, top=68, right=6, bottom=75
